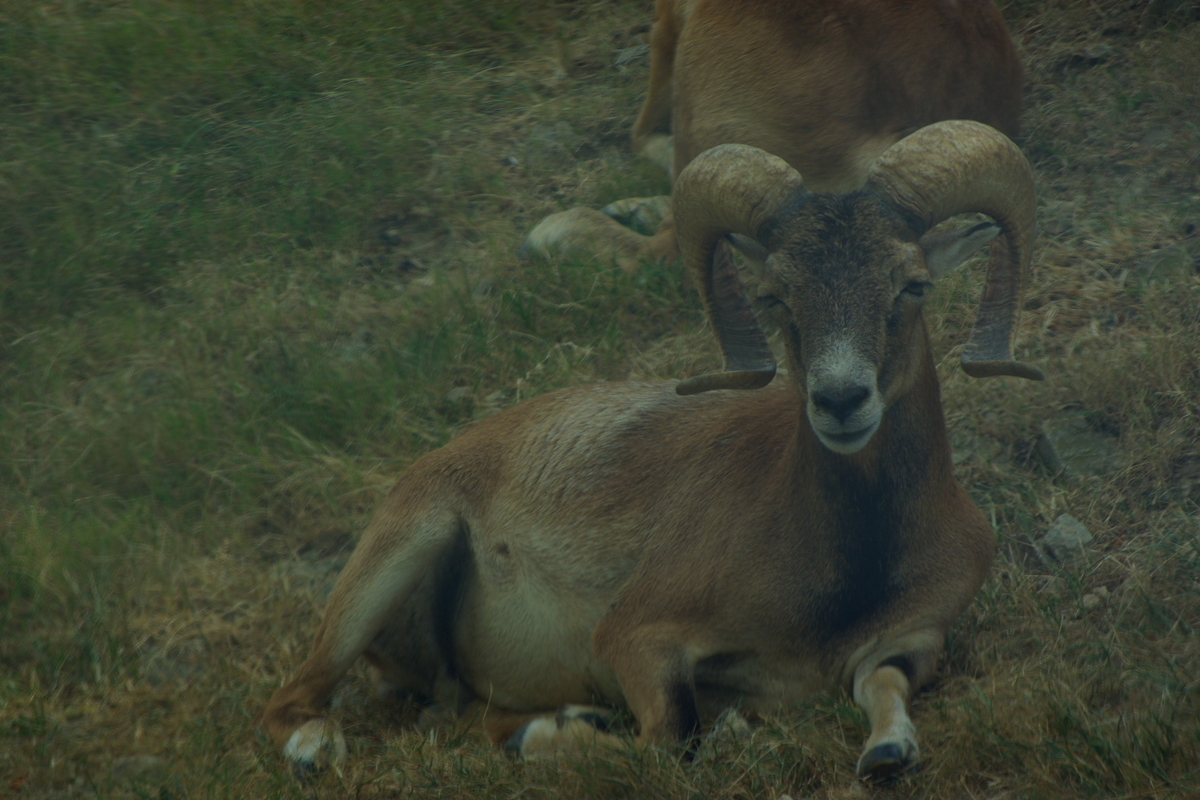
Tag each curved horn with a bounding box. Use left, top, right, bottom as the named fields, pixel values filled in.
left=673, top=144, right=809, bottom=395
left=867, top=120, right=1045, bottom=381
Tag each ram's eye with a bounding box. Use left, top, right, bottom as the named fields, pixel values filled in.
left=902, top=281, right=931, bottom=299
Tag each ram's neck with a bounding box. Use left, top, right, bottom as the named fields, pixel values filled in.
left=788, top=341, right=954, bottom=640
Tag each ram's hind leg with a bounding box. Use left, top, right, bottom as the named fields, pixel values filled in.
left=519, top=208, right=677, bottom=273
left=504, top=627, right=705, bottom=758
left=507, top=617, right=705, bottom=759
left=259, top=508, right=463, bottom=775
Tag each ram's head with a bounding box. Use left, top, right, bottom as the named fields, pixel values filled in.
left=674, top=121, right=1044, bottom=454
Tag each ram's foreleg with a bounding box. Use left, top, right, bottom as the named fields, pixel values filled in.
left=630, top=0, right=680, bottom=176
left=850, top=629, right=943, bottom=782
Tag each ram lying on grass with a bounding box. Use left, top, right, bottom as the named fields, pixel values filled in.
left=260, top=120, right=1043, bottom=782
left=521, top=0, right=1024, bottom=269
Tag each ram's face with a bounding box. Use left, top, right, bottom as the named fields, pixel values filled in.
left=758, top=195, right=932, bottom=454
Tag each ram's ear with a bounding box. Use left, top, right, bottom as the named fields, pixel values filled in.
left=920, top=221, right=1001, bottom=279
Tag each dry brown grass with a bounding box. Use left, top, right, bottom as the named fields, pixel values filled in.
left=3, top=0, right=1200, bottom=798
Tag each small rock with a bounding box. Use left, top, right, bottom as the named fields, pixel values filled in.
left=614, top=44, right=650, bottom=66
left=1136, top=244, right=1193, bottom=284
left=484, top=388, right=515, bottom=407
left=473, top=278, right=495, bottom=300
left=1082, top=593, right=1104, bottom=610
left=1037, top=575, right=1065, bottom=593
left=1032, top=423, right=1065, bottom=475
left=1040, top=514, right=1094, bottom=564
left=110, top=755, right=169, bottom=780
left=1039, top=411, right=1122, bottom=478
left=444, top=386, right=473, bottom=405
left=1041, top=200, right=1078, bottom=237
left=695, top=707, right=752, bottom=762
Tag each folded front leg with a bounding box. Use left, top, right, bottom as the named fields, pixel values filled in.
left=854, top=664, right=918, bottom=781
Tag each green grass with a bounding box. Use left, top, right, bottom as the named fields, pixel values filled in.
left=2, top=0, right=1200, bottom=797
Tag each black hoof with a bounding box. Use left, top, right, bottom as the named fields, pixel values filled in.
left=503, top=723, right=531, bottom=757
left=290, top=758, right=320, bottom=782
left=857, top=742, right=918, bottom=783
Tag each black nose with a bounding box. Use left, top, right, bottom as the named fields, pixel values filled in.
left=812, top=385, right=870, bottom=423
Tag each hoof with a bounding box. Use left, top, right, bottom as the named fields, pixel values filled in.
left=504, top=717, right=558, bottom=758
left=855, top=741, right=918, bottom=783
left=600, top=195, right=670, bottom=232
left=283, top=718, right=347, bottom=778
left=505, top=705, right=614, bottom=759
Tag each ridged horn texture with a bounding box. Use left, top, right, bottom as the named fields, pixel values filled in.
left=867, top=120, right=1045, bottom=381
left=673, top=145, right=808, bottom=395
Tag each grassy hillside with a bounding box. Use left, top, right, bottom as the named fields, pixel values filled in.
left=2, top=0, right=1199, bottom=797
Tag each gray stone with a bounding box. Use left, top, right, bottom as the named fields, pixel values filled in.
left=484, top=388, right=514, bottom=407
left=444, top=386, right=473, bottom=405
left=1038, top=411, right=1122, bottom=478
left=695, top=707, right=752, bottom=762
left=1036, top=575, right=1065, bottom=593
left=1041, top=200, right=1078, bottom=237
left=1136, top=245, right=1194, bottom=284
left=614, top=44, right=650, bottom=66
left=1040, top=514, right=1094, bottom=564
left=473, top=277, right=495, bottom=300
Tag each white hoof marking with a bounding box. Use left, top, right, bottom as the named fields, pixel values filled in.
left=283, top=718, right=347, bottom=775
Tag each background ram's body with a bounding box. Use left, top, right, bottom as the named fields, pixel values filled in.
left=661, top=0, right=1024, bottom=189
left=343, top=373, right=989, bottom=722
left=526, top=0, right=1025, bottom=266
